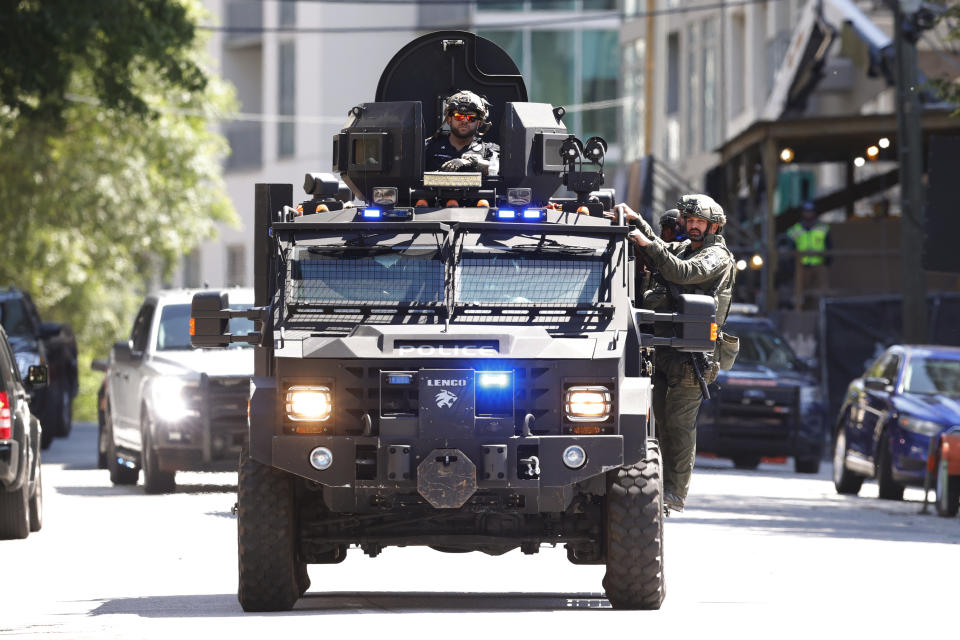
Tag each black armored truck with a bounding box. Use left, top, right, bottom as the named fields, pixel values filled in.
left=191, top=32, right=717, bottom=611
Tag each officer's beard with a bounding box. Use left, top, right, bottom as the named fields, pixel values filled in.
left=450, top=127, right=475, bottom=143
left=687, top=228, right=704, bottom=241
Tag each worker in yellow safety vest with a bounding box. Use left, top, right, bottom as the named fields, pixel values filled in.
left=785, top=201, right=832, bottom=309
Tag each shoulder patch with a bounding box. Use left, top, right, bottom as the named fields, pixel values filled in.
left=698, top=249, right=724, bottom=272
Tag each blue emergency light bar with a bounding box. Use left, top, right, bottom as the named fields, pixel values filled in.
left=522, top=208, right=546, bottom=220
left=495, top=208, right=517, bottom=220
left=362, top=208, right=383, bottom=219
left=388, top=374, right=413, bottom=385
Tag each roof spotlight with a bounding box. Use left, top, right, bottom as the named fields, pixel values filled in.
left=583, top=136, right=607, bottom=164
left=779, top=147, right=795, bottom=163
left=854, top=157, right=865, bottom=168
left=878, top=137, right=890, bottom=149
left=559, top=136, right=584, bottom=164
left=866, top=145, right=879, bottom=160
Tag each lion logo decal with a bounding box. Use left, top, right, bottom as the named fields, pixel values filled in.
left=435, top=390, right=458, bottom=408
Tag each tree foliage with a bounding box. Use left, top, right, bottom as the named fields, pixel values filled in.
left=931, top=1, right=960, bottom=110
left=0, top=0, right=237, bottom=419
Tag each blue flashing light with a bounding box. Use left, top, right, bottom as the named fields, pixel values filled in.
left=496, top=208, right=517, bottom=220
left=362, top=208, right=383, bottom=219
left=522, top=208, right=545, bottom=220
left=388, top=374, right=413, bottom=385
left=478, top=372, right=511, bottom=388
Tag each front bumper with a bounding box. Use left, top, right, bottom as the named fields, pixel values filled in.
left=697, top=397, right=825, bottom=459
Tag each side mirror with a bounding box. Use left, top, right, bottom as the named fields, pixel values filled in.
left=864, top=377, right=891, bottom=392
left=26, top=364, right=48, bottom=389
left=634, top=293, right=718, bottom=353
left=91, top=359, right=108, bottom=373
left=113, top=340, right=134, bottom=364
left=190, top=291, right=231, bottom=348
left=38, top=321, right=61, bottom=340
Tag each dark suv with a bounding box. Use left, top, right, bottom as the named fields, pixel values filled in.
left=696, top=310, right=826, bottom=473
left=0, top=288, right=78, bottom=448
left=0, top=325, right=47, bottom=539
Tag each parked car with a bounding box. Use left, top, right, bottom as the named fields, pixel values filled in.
left=0, top=287, right=78, bottom=448
left=102, top=289, right=255, bottom=493
left=696, top=308, right=826, bottom=473
left=833, top=345, right=960, bottom=500
left=935, top=426, right=960, bottom=517
left=0, top=325, right=47, bottom=539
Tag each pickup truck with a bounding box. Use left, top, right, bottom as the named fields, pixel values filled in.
left=102, top=288, right=254, bottom=493
left=0, top=288, right=78, bottom=449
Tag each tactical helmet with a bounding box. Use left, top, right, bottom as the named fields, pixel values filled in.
left=677, top=194, right=726, bottom=228
left=445, top=90, right=490, bottom=122
left=659, top=208, right=681, bottom=230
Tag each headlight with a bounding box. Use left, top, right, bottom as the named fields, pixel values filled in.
left=898, top=416, right=943, bottom=437
left=14, top=352, right=41, bottom=380
left=151, top=377, right=197, bottom=422
left=286, top=385, right=332, bottom=422
left=799, top=386, right=821, bottom=408
left=564, top=386, right=612, bottom=422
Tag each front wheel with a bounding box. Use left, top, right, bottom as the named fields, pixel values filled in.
left=876, top=433, right=904, bottom=501
left=29, top=458, right=42, bottom=532
left=602, top=439, right=665, bottom=610
left=141, top=412, right=176, bottom=494
left=833, top=427, right=863, bottom=495
left=935, top=454, right=960, bottom=518
left=237, top=449, right=301, bottom=612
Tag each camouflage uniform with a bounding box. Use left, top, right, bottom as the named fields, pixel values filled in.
left=633, top=196, right=735, bottom=504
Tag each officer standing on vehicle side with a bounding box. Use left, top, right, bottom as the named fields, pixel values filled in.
left=424, top=90, right=500, bottom=176
left=610, top=195, right=735, bottom=514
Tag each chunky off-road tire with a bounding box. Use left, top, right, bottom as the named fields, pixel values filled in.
left=29, top=459, right=42, bottom=532
left=141, top=412, right=176, bottom=494
left=603, top=440, right=665, bottom=610
left=0, top=480, right=30, bottom=539
left=237, top=449, right=302, bottom=612
left=732, top=455, right=761, bottom=470
left=106, top=406, right=139, bottom=486
left=935, top=454, right=960, bottom=518
left=97, top=420, right=108, bottom=469
left=877, top=433, right=904, bottom=501
left=832, top=427, right=863, bottom=495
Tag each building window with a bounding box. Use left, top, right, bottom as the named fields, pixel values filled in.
left=226, top=245, right=246, bottom=287
left=730, top=14, right=745, bottom=117
left=182, top=249, right=202, bottom=289
left=581, top=29, right=619, bottom=145
left=531, top=30, right=575, bottom=112
left=686, top=22, right=699, bottom=153
left=279, top=1, right=296, bottom=26
left=278, top=41, right=296, bottom=158
left=701, top=18, right=718, bottom=151
left=666, top=32, right=679, bottom=115
left=622, top=37, right=645, bottom=162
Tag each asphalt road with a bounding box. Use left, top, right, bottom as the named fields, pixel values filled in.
left=2, top=422, right=958, bottom=639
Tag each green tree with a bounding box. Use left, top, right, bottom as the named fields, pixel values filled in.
left=0, top=0, right=237, bottom=420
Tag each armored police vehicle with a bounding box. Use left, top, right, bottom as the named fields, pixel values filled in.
left=191, top=32, right=717, bottom=611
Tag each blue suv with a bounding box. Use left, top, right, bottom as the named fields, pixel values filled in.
left=833, top=345, right=960, bottom=499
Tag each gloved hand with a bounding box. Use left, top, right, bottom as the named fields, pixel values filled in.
left=441, top=155, right=480, bottom=172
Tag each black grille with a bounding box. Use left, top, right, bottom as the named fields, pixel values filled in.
left=290, top=255, right=444, bottom=305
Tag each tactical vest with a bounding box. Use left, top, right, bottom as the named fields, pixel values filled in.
left=787, top=223, right=828, bottom=266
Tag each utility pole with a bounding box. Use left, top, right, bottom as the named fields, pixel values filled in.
left=893, top=0, right=928, bottom=343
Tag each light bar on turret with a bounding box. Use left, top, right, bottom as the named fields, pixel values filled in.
left=422, top=171, right=483, bottom=188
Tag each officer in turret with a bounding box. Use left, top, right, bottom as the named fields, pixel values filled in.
left=424, top=90, right=500, bottom=176
left=659, top=208, right=686, bottom=242
left=610, top=195, right=736, bottom=514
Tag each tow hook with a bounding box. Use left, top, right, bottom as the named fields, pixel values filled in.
left=519, top=455, right=540, bottom=479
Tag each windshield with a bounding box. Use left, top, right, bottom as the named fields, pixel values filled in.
left=903, top=357, right=960, bottom=396
left=290, top=249, right=444, bottom=305
left=0, top=299, right=32, bottom=336
left=731, top=326, right=801, bottom=371
left=157, top=303, right=254, bottom=350
left=456, top=253, right=605, bottom=304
